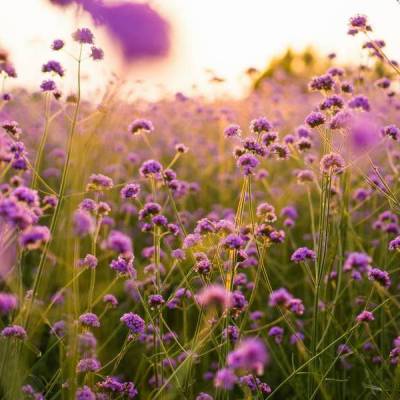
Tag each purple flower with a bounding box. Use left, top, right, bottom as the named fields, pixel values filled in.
left=1, top=63, right=17, bottom=78
left=349, top=14, right=370, bottom=32
left=51, top=39, right=64, bottom=51
left=97, top=376, right=124, bottom=393
left=103, top=294, right=118, bottom=307
left=196, top=393, right=213, bottom=400
left=320, top=152, right=345, bottom=174
left=73, top=210, right=95, bottom=236
left=305, top=111, right=325, bottom=128
left=237, top=153, right=259, bottom=175
left=40, top=79, right=57, bottom=92
left=76, top=386, right=96, bottom=400
left=291, top=247, right=316, bottom=263
left=128, top=119, right=154, bottom=134
left=222, top=325, right=240, bottom=343
left=309, top=74, right=335, bottom=92
left=196, top=284, right=231, bottom=309
left=269, top=288, right=293, bottom=307
left=348, top=114, right=380, bottom=152
left=356, top=310, right=374, bottom=323
left=121, top=183, right=140, bottom=199
left=87, top=173, right=113, bottom=191
left=348, top=95, right=370, bottom=112
left=194, top=252, right=212, bottom=275
left=79, top=312, right=100, bottom=328
left=389, top=236, right=400, bottom=251
left=271, top=143, right=290, bottom=160
left=376, top=77, right=391, bottom=89
left=214, top=368, right=237, bottom=390
left=110, top=254, right=135, bottom=276
left=148, top=294, right=165, bottom=307
left=268, top=326, right=284, bottom=344
left=1, top=325, right=27, bottom=339
left=224, top=124, right=241, bottom=138
left=290, top=332, right=305, bottom=345
left=78, top=254, right=98, bottom=269
left=19, top=225, right=51, bottom=250
left=344, top=252, right=371, bottom=272
left=120, top=312, right=145, bottom=334
left=42, top=60, right=64, bottom=77
left=239, top=375, right=271, bottom=394
left=0, top=293, right=18, bottom=314
left=72, top=28, right=94, bottom=44
left=227, top=337, right=269, bottom=374
left=382, top=124, right=399, bottom=141
left=231, top=290, right=248, bottom=311
left=262, top=131, right=278, bottom=146
left=221, top=233, right=245, bottom=250
left=183, top=233, right=201, bottom=249
left=368, top=267, right=391, bottom=288
left=140, top=159, right=162, bottom=177
left=329, top=110, right=352, bottom=130
left=106, top=230, right=132, bottom=254
left=250, top=117, right=272, bottom=134
left=90, top=46, right=104, bottom=60
left=341, top=81, right=354, bottom=93
left=76, top=357, right=101, bottom=373
left=50, top=320, right=66, bottom=337
left=43, top=195, right=58, bottom=208
left=320, top=95, right=344, bottom=111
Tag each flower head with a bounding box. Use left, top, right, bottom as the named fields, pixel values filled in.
left=79, top=312, right=100, bottom=328
left=120, top=312, right=145, bottom=334
left=72, top=28, right=94, bottom=44
left=320, top=152, right=345, bottom=174
left=129, top=119, right=154, bottom=134
left=227, top=337, right=269, bottom=374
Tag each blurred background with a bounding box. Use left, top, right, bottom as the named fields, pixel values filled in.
left=2, top=0, right=400, bottom=99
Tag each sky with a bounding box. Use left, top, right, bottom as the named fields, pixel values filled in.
left=2, top=0, right=400, bottom=99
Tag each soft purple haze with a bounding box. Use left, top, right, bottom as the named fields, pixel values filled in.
left=50, top=0, right=170, bottom=61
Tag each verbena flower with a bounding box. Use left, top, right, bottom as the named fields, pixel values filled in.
left=40, top=79, right=57, bottom=92
left=320, top=152, right=345, bottom=174
left=196, top=285, right=231, bottom=309
left=356, top=310, right=374, bottom=323
left=76, top=386, right=96, bottom=400
left=79, top=312, right=100, bottom=328
left=121, top=183, right=140, bottom=199
left=128, top=119, right=154, bottom=134
left=42, top=60, right=64, bottom=77
left=367, top=267, right=391, bottom=288
left=51, top=39, right=64, bottom=51
left=120, top=312, right=145, bottom=334
left=1, top=325, right=27, bottom=339
left=250, top=116, right=272, bottom=134
left=224, top=124, right=241, bottom=138
left=305, top=111, right=325, bottom=128
left=19, top=225, right=50, bottom=250
left=90, top=46, right=104, bottom=60
left=291, top=247, right=316, bottom=263
left=0, top=293, right=18, bottom=314
left=227, top=337, right=269, bottom=374
left=140, top=160, right=162, bottom=177
left=214, top=368, right=237, bottom=390
left=72, top=28, right=94, bottom=44
left=237, top=153, right=259, bottom=175
left=76, top=357, right=101, bottom=373
left=87, top=173, right=114, bottom=191
left=106, top=230, right=132, bottom=254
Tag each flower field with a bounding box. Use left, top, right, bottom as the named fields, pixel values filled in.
left=1, top=14, right=400, bottom=399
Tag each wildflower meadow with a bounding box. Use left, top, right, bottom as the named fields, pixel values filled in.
left=1, top=12, right=400, bottom=400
